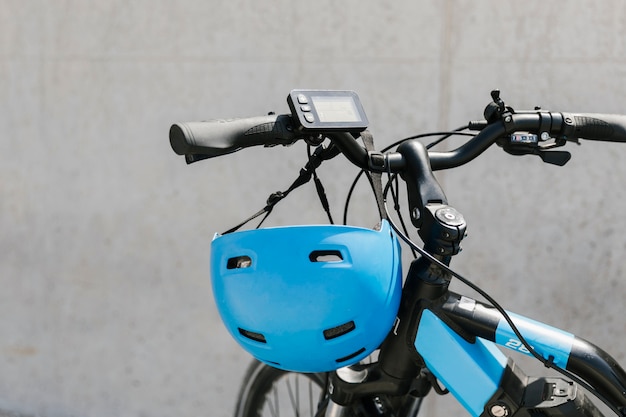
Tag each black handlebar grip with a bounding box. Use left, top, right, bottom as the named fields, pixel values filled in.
left=169, top=114, right=298, bottom=157
left=562, top=113, right=626, bottom=142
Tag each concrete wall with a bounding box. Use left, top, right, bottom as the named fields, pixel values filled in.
left=2, top=1, right=626, bottom=416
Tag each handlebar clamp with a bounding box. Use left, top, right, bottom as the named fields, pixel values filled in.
left=420, top=204, right=467, bottom=257
left=367, top=151, right=387, bottom=172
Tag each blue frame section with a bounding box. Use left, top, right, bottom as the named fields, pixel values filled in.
left=494, top=310, right=575, bottom=369
left=415, top=308, right=577, bottom=417
left=415, top=310, right=508, bottom=417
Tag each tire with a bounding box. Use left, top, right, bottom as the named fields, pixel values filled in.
left=234, top=359, right=329, bottom=417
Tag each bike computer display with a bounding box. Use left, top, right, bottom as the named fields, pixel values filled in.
left=287, top=90, right=369, bottom=132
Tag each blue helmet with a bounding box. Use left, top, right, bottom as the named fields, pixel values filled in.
left=210, top=220, right=402, bottom=373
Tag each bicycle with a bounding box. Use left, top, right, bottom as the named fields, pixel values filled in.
left=169, top=89, right=626, bottom=417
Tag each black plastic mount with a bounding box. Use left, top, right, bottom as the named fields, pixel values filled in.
left=328, top=363, right=426, bottom=406
left=481, top=361, right=604, bottom=417
left=419, top=203, right=467, bottom=257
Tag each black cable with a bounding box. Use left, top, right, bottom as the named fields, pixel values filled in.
left=307, top=144, right=335, bottom=224
left=387, top=172, right=417, bottom=258
left=343, top=169, right=366, bottom=225
left=381, top=175, right=624, bottom=417
left=390, top=127, right=474, bottom=151
left=313, top=170, right=334, bottom=224
left=425, top=128, right=472, bottom=150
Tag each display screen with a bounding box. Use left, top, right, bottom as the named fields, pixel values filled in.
left=311, top=96, right=362, bottom=123
left=287, top=90, right=368, bottom=132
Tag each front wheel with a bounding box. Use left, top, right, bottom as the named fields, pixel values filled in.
left=234, top=359, right=329, bottom=417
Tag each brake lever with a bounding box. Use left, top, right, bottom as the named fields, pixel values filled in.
left=538, top=150, right=571, bottom=166
left=499, top=140, right=571, bottom=166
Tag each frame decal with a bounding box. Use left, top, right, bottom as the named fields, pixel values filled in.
left=494, top=311, right=574, bottom=369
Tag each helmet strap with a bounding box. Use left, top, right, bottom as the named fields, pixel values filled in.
left=221, top=132, right=386, bottom=235
left=221, top=144, right=337, bottom=234
left=361, top=130, right=388, bottom=221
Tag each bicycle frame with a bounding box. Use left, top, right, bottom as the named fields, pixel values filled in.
left=325, top=137, right=626, bottom=417
left=417, top=292, right=626, bottom=417
left=329, top=263, right=626, bottom=417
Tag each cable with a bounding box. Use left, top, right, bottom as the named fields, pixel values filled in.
left=387, top=172, right=417, bottom=258
left=381, top=175, right=625, bottom=417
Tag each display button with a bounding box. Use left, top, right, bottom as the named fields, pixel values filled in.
left=304, top=113, right=315, bottom=123
left=300, top=105, right=312, bottom=112
left=297, top=94, right=308, bottom=104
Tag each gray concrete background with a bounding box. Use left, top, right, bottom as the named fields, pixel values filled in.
left=2, top=1, right=626, bottom=416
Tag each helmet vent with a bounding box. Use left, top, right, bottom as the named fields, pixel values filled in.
left=309, top=250, right=343, bottom=263
left=335, top=347, right=366, bottom=363
left=323, top=320, right=356, bottom=340
left=227, top=256, right=252, bottom=269
left=238, top=328, right=266, bottom=343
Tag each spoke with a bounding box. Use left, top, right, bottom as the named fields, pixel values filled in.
left=308, top=379, right=314, bottom=417
left=256, top=371, right=324, bottom=417
left=265, top=385, right=279, bottom=417
left=286, top=375, right=300, bottom=417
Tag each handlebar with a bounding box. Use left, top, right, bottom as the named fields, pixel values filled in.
left=170, top=101, right=626, bottom=239
left=169, top=110, right=626, bottom=172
